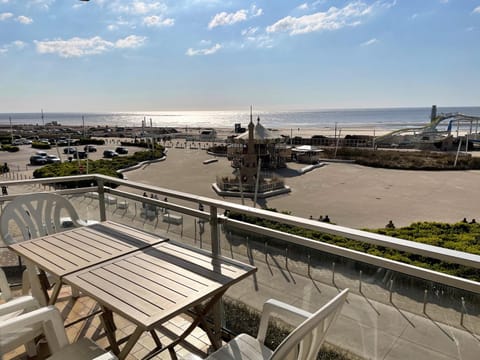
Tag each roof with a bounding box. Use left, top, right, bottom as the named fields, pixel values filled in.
left=235, top=118, right=279, bottom=141
left=291, top=145, right=324, bottom=153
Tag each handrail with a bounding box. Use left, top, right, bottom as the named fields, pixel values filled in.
left=1, top=174, right=479, bottom=295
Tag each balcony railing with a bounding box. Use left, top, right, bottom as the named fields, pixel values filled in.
left=1, top=174, right=479, bottom=360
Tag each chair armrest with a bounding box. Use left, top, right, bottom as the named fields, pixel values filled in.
left=0, top=295, right=39, bottom=316
left=257, top=299, right=312, bottom=344
left=0, top=305, right=69, bottom=352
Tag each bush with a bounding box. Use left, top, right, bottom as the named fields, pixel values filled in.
left=77, top=138, right=105, bottom=145
left=31, top=142, right=51, bottom=150
left=322, top=148, right=480, bottom=170
left=1, top=144, right=19, bottom=152
left=32, top=149, right=165, bottom=189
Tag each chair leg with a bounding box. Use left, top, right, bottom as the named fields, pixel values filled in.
left=21, top=269, right=30, bottom=295
left=25, top=340, right=37, bottom=357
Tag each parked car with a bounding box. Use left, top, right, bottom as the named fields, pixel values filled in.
left=35, top=151, right=48, bottom=157
left=103, top=150, right=118, bottom=158
left=73, top=151, right=88, bottom=159
left=115, top=146, right=128, bottom=155
left=84, top=145, right=97, bottom=152
left=64, top=147, right=77, bottom=154
left=46, top=154, right=61, bottom=164
left=30, top=155, right=47, bottom=165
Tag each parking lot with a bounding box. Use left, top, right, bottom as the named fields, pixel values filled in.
left=1, top=139, right=144, bottom=175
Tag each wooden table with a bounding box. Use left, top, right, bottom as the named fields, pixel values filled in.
left=64, top=241, right=257, bottom=359
left=8, top=221, right=169, bottom=306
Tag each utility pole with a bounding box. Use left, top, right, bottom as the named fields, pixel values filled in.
left=9, top=116, right=13, bottom=143
left=82, top=115, right=85, bottom=137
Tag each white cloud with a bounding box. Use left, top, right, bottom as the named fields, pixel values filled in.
left=186, top=43, right=221, bottom=56
left=241, top=26, right=258, bottom=36
left=244, top=33, right=274, bottom=48
left=266, top=1, right=387, bottom=35
left=115, top=35, right=147, bottom=48
left=28, top=0, right=55, bottom=10
left=473, top=6, right=480, bottom=14
left=143, top=15, right=174, bottom=27
left=297, top=3, right=309, bottom=11
left=12, top=40, right=27, bottom=49
left=0, top=40, right=27, bottom=54
left=0, top=12, right=13, bottom=21
left=34, top=35, right=146, bottom=58
left=361, top=37, right=378, bottom=46
left=208, top=5, right=263, bottom=29
left=16, top=15, right=33, bottom=24
left=208, top=10, right=247, bottom=29
left=113, top=1, right=166, bottom=15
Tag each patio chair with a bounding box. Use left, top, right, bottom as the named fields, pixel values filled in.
left=206, top=288, right=349, bottom=360
left=1, top=267, right=41, bottom=357
left=0, top=193, right=86, bottom=299
left=0, top=305, right=117, bottom=360
left=0, top=192, right=86, bottom=245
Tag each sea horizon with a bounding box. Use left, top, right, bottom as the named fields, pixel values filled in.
left=1, top=106, right=480, bottom=131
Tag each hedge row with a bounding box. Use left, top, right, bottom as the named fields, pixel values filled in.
left=227, top=210, right=480, bottom=281
left=33, top=148, right=164, bottom=188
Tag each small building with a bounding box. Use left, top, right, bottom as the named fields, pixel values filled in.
left=291, top=145, right=323, bottom=164
left=200, top=129, right=216, bottom=140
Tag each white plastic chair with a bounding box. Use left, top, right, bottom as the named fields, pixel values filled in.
left=0, top=192, right=85, bottom=245
left=1, top=267, right=41, bottom=357
left=0, top=305, right=117, bottom=360
left=206, top=288, right=349, bottom=360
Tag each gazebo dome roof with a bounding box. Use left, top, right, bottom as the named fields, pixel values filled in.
left=235, top=118, right=279, bottom=142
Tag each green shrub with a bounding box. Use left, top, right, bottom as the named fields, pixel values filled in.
left=1, top=144, right=19, bottom=152
left=32, top=149, right=165, bottom=189
left=31, top=142, right=51, bottom=150
left=77, top=138, right=105, bottom=145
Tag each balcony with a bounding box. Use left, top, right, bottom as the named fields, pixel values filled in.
left=1, top=174, right=479, bottom=360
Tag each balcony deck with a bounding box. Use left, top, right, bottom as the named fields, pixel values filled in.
left=1, top=175, right=479, bottom=360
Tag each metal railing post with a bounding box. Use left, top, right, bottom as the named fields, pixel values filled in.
left=97, top=178, right=107, bottom=222
left=209, top=205, right=222, bottom=348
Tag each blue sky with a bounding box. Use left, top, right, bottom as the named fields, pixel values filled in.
left=0, top=0, right=479, bottom=112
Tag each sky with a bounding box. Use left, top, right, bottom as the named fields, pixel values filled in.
left=0, top=0, right=479, bottom=112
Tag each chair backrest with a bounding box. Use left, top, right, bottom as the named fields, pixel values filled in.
left=0, top=193, right=82, bottom=245
left=270, top=288, right=349, bottom=360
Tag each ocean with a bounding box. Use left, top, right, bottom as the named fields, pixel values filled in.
left=1, top=107, right=480, bottom=131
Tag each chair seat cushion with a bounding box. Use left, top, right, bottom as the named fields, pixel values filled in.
left=206, top=333, right=273, bottom=360
left=47, top=338, right=109, bottom=360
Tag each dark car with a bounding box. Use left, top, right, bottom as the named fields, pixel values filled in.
left=63, top=147, right=77, bottom=154
left=115, top=146, right=128, bottom=154
left=84, top=145, right=97, bottom=152
left=103, top=150, right=118, bottom=158
left=73, top=151, right=88, bottom=159
left=30, top=155, right=47, bottom=165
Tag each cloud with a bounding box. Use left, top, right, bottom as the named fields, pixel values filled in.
left=241, top=26, right=258, bottom=36
left=361, top=37, right=378, bottom=46
left=208, top=10, right=247, bottom=29
left=113, top=1, right=166, bottom=15
left=186, top=43, right=221, bottom=56
left=266, top=1, right=391, bottom=35
left=115, top=35, right=147, bottom=48
left=208, top=5, right=263, bottom=29
left=0, top=12, right=13, bottom=21
left=243, top=33, right=274, bottom=48
left=16, top=15, right=34, bottom=24
left=473, top=6, right=480, bottom=14
left=34, top=35, right=147, bottom=58
left=28, top=0, right=55, bottom=10
left=297, top=3, right=309, bottom=11
left=0, top=40, right=27, bottom=54
left=143, top=15, right=174, bottom=27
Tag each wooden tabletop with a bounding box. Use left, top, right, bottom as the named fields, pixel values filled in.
left=8, top=221, right=169, bottom=278
left=64, top=241, right=257, bottom=330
